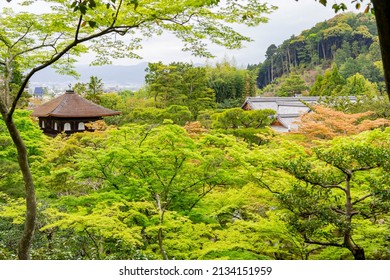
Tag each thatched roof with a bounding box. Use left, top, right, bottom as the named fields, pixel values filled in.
left=31, top=90, right=120, bottom=118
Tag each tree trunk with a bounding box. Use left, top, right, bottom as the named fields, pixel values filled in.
left=158, top=227, right=169, bottom=260
left=344, top=234, right=365, bottom=260
left=343, top=173, right=365, bottom=260
left=286, top=47, right=291, bottom=72
left=372, top=0, right=390, bottom=99
left=3, top=114, right=36, bottom=260
left=155, top=194, right=169, bottom=260
left=353, top=247, right=365, bottom=260
left=294, top=49, right=298, bottom=67
left=322, top=41, right=327, bottom=60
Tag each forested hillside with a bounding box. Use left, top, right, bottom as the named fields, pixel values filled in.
left=255, top=12, right=383, bottom=92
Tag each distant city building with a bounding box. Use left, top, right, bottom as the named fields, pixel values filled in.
left=31, top=90, right=120, bottom=136
left=242, top=96, right=356, bottom=132
left=33, top=87, right=45, bottom=99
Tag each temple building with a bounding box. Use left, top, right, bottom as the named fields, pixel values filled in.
left=31, top=90, right=120, bottom=136
left=242, top=96, right=356, bottom=132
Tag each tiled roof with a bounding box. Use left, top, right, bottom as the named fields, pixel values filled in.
left=243, top=96, right=320, bottom=111
left=242, top=96, right=357, bottom=132
left=31, top=90, right=121, bottom=118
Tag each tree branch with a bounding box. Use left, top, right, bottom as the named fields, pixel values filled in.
left=11, top=23, right=33, bottom=49
left=8, top=23, right=138, bottom=118
left=257, top=178, right=281, bottom=195
left=188, top=184, right=218, bottom=211
left=352, top=193, right=373, bottom=205
left=331, top=207, right=346, bottom=215
left=138, top=124, right=158, bottom=148
left=165, top=12, right=197, bottom=26
left=84, top=228, right=101, bottom=259
left=304, top=237, right=344, bottom=248
left=285, top=170, right=346, bottom=193
left=13, top=34, right=64, bottom=60
left=166, top=155, right=186, bottom=187
left=6, top=1, right=226, bottom=119
left=350, top=211, right=360, bottom=217
left=351, top=165, right=379, bottom=173
left=75, top=14, right=83, bottom=41
left=110, top=0, right=123, bottom=28
left=0, top=33, right=11, bottom=48
left=317, top=183, right=346, bottom=192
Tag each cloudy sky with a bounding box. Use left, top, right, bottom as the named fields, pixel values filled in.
left=131, top=0, right=357, bottom=67
left=2, top=0, right=358, bottom=67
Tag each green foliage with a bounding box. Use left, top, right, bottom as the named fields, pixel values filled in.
left=126, top=107, right=165, bottom=125
left=20, top=120, right=325, bottom=260
left=190, top=183, right=310, bottom=260
left=277, top=74, right=309, bottom=97
left=86, top=76, right=104, bottom=103
left=31, top=124, right=274, bottom=259
left=224, top=127, right=275, bottom=146
left=212, top=108, right=275, bottom=129
left=314, top=0, right=374, bottom=14
left=211, top=108, right=276, bottom=145
left=73, top=76, right=104, bottom=104
left=334, top=41, right=353, bottom=65
left=339, top=53, right=384, bottom=84
left=207, top=60, right=257, bottom=105
left=2, top=109, right=389, bottom=260
left=145, top=62, right=215, bottom=117
left=339, top=73, right=379, bottom=96
left=309, top=65, right=346, bottom=96
left=274, top=128, right=390, bottom=259
left=348, top=94, right=390, bottom=119
left=315, top=72, right=381, bottom=111
left=163, top=105, right=193, bottom=125
left=126, top=105, right=192, bottom=126
left=256, top=12, right=379, bottom=89
left=0, top=110, right=45, bottom=197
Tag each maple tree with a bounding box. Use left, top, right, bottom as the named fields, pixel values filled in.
left=295, top=105, right=390, bottom=140
left=277, top=128, right=390, bottom=260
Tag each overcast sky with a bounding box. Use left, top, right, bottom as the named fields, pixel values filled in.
left=136, top=0, right=340, bottom=67
left=2, top=0, right=358, bottom=67
left=130, top=0, right=358, bottom=67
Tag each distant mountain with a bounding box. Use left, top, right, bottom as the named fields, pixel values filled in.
left=29, top=62, right=149, bottom=90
